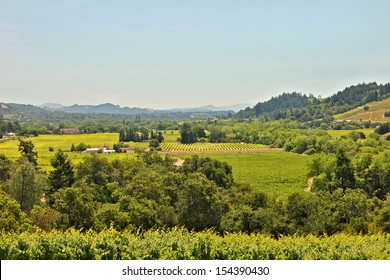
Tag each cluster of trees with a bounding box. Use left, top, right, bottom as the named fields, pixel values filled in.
left=179, top=123, right=206, bottom=144
left=119, top=127, right=164, bottom=143
left=0, top=120, right=21, bottom=136
left=1, top=142, right=389, bottom=236
left=308, top=149, right=390, bottom=199
left=375, top=121, right=390, bottom=135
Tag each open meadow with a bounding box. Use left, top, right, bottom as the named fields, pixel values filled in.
left=0, top=133, right=121, bottom=169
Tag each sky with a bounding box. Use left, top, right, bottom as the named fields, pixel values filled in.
left=0, top=0, right=389, bottom=109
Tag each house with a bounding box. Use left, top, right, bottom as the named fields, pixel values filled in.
left=119, top=148, right=134, bottom=153
left=103, top=148, right=116, bottom=154
left=82, top=148, right=100, bottom=154
left=82, top=147, right=116, bottom=154
left=4, top=132, right=16, bottom=137
left=60, top=128, right=79, bottom=134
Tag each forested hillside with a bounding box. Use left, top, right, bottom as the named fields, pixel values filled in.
left=236, top=82, right=390, bottom=122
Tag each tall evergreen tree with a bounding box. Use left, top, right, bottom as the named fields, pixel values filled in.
left=0, top=154, right=11, bottom=182
left=47, top=150, right=75, bottom=206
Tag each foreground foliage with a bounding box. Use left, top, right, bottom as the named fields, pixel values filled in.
left=1, top=228, right=389, bottom=260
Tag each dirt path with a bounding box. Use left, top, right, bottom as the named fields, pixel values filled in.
left=305, top=177, right=314, bottom=192
left=173, top=158, right=185, bottom=167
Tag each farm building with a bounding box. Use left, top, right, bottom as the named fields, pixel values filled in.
left=4, top=132, right=16, bottom=137
left=60, top=128, right=79, bottom=134
left=120, top=148, right=134, bottom=153
left=103, top=148, right=116, bottom=153
left=82, top=147, right=116, bottom=154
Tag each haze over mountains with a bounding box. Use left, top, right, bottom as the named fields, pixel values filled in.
left=38, top=103, right=252, bottom=114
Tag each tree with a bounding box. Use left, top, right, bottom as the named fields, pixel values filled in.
left=30, top=205, right=60, bottom=231
left=157, top=132, right=164, bottom=143
left=75, top=142, right=89, bottom=152
left=53, top=183, right=96, bottom=230
left=0, top=154, right=11, bottom=182
left=18, top=139, right=38, bottom=166
left=182, top=156, right=234, bottom=188
left=149, top=138, right=160, bottom=149
left=334, top=149, right=355, bottom=190
left=94, top=203, right=130, bottom=231
left=176, top=174, right=223, bottom=230
left=47, top=150, right=75, bottom=206
left=139, top=127, right=149, bottom=141
left=361, top=164, right=390, bottom=199
left=192, top=125, right=206, bottom=139
left=180, top=123, right=196, bottom=144
left=0, top=190, right=31, bottom=232
left=8, top=158, right=45, bottom=213
left=208, top=127, right=227, bottom=143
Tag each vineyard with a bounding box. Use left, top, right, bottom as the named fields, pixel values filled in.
left=159, top=142, right=268, bottom=153
left=334, top=97, right=390, bottom=122
left=184, top=152, right=310, bottom=197
left=0, top=133, right=270, bottom=165
left=1, top=228, right=389, bottom=260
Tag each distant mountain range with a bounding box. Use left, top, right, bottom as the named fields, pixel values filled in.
left=38, top=103, right=252, bottom=114
left=7, top=82, right=389, bottom=122
left=165, top=104, right=253, bottom=113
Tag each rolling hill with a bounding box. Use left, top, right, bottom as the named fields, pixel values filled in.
left=334, top=97, right=390, bottom=123
left=235, top=82, right=390, bottom=122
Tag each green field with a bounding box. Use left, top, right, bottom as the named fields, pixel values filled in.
left=0, top=134, right=309, bottom=197
left=0, top=133, right=120, bottom=169
left=175, top=152, right=310, bottom=197
left=334, top=97, right=390, bottom=122
left=327, top=128, right=375, bottom=139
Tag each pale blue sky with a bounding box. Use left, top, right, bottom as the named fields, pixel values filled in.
left=1, top=0, right=389, bottom=109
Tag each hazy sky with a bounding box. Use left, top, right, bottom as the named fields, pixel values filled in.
left=1, top=0, right=389, bottom=109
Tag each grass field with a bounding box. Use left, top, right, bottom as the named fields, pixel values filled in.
left=327, top=128, right=375, bottom=139
left=175, top=152, right=310, bottom=198
left=0, top=133, right=120, bottom=169
left=334, top=97, right=390, bottom=122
